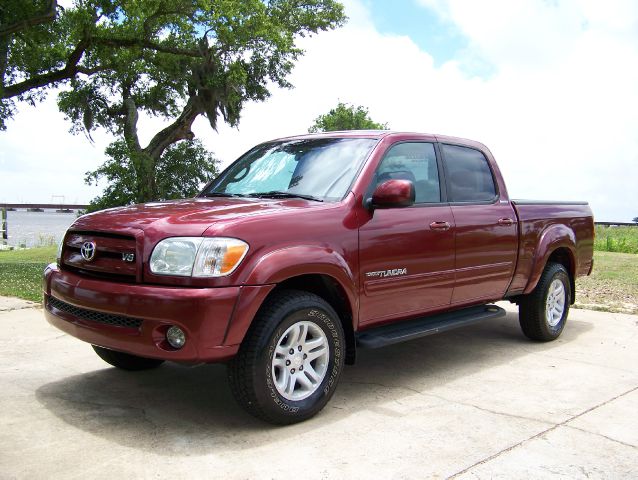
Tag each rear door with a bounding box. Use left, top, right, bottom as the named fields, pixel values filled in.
left=440, top=143, right=518, bottom=305
left=358, top=141, right=455, bottom=325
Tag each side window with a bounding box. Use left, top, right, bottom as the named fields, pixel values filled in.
left=442, top=144, right=497, bottom=202
left=375, top=142, right=441, bottom=203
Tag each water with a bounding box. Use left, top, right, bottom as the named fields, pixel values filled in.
left=2, top=210, right=78, bottom=247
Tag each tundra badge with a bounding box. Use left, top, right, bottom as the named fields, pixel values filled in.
left=366, top=268, right=407, bottom=278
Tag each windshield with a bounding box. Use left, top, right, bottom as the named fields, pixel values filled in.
left=201, top=137, right=378, bottom=202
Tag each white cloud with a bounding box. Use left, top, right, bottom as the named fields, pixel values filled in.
left=1, top=0, right=636, bottom=220
left=0, top=100, right=107, bottom=204
left=198, top=0, right=638, bottom=220
left=409, top=0, right=638, bottom=220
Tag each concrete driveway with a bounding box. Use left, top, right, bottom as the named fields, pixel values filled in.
left=1, top=299, right=637, bottom=479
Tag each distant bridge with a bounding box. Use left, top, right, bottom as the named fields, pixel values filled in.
left=595, top=222, right=637, bottom=227
left=0, top=203, right=88, bottom=210
left=1, top=203, right=89, bottom=241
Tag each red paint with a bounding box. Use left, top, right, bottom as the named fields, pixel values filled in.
left=43, top=131, right=594, bottom=363
left=43, top=264, right=240, bottom=362
left=358, top=203, right=456, bottom=324
left=371, top=179, right=415, bottom=207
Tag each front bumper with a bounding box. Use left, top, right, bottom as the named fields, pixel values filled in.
left=43, top=264, right=245, bottom=362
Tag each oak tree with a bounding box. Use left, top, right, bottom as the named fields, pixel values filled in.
left=1, top=0, right=346, bottom=208
left=308, top=102, right=388, bottom=132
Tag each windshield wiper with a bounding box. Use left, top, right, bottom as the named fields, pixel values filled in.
left=248, top=191, right=324, bottom=202
left=201, top=192, right=246, bottom=198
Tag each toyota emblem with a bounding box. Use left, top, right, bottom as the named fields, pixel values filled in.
left=81, top=241, right=96, bottom=261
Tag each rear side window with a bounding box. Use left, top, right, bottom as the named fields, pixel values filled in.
left=442, top=144, right=497, bottom=202
left=375, top=142, right=441, bottom=203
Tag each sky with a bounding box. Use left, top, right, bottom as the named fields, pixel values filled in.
left=1, top=0, right=637, bottom=221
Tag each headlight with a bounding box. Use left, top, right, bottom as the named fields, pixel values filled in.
left=149, top=237, right=249, bottom=277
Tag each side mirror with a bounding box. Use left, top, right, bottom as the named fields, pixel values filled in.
left=367, top=179, right=415, bottom=209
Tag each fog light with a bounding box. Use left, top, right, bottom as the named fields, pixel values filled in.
left=166, top=326, right=186, bottom=349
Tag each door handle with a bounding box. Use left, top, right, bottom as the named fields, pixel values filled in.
left=498, top=218, right=514, bottom=226
left=429, top=221, right=451, bottom=231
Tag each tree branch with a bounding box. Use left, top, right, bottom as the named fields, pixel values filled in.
left=145, top=96, right=201, bottom=159
left=0, top=0, right=57, bottom=38
left=76, top=65, right=113, bottom=75
left=94, top=37, right=200, bottom=58
left=143, top=7, right=194, bottom=36
left=3, top=33, right=199, bottom=100
left=2, top=37, right=89, bottom=98
left=0, top=36, right=8, bottom=88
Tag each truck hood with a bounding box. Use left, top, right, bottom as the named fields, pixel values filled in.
left=70, top=197, right=324, bottom=238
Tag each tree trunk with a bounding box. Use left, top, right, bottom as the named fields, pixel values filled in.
left=127, top=150, right=156, bottom=203
left=120, top=96, right=155, bottom=203
left=119, top=94, right=203, bottom=204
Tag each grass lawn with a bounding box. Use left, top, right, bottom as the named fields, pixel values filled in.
left=0, top=246, right=636, bottom=314
left=575, top=251, right=638, bottom=314
left=594, top=225, right=638, bottom=254
left=0, top=246, right=57, bottom=302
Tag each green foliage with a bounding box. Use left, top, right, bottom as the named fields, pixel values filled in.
left=2, top=0, right=346, bottom=130
left=594, top=225, right=638, bottom=254
left=632, top=216, right=638, bottom=224
left=0, top=245, right=56, bottom=302
left=2, top=0, right=346, bottom=205
left=85, top=139, right=219, bottom=212
left=308, top=102, right=388, bottom=133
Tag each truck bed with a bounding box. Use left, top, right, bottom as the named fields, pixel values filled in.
left=507, top=200, right=595, bottom=296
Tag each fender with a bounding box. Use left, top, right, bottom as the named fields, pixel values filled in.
left=223, top=245, right=358, bottom=346
left=523, top=224, right=576, bottom=295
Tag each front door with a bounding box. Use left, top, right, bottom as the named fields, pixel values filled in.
left=359, top=142, right=456, bottom=325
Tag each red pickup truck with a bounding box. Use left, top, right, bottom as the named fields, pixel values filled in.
left=44, top=131, right=594, bottom=424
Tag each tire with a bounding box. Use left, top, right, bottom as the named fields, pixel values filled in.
left=228, top=290, right=345, bottom=425
left=519, top=262, right=571, bottom=341
left=92, top=345, right=165, bottom=371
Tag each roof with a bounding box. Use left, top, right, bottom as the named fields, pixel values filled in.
left=268, top=130, right=488, bottom=151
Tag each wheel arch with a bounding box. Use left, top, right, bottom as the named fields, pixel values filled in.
left=226, top=274, right=357, bottom=364
left=546, top=248, right=576, bottom=304
left=273, top=274, right=357, bottom=364
left=524, top=225, right=577, bottom=303
left=226, top=246, right=359, bottom=363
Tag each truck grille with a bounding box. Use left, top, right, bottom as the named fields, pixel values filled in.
left=62, top=231, right=138, bottom=281
left=47, top=296, right=143, bottom=329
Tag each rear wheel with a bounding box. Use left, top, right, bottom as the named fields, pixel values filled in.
left=519, top=262, right=571, bottom=341
left=92, top=345, right=165, bottom=371
left=228, top=290, right=345, bottom=424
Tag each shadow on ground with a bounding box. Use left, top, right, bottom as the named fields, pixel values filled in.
left=35, top=311, right=592, bottom=456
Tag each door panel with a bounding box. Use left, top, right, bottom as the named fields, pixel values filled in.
left=359, top=206, right=455, bottom=324
left=451, top=203, right=517, bottom=304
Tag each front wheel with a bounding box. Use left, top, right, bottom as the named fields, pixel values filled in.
left=519, top=262, right=571, bottom=341
left=228, top=290, right=345, bottom=424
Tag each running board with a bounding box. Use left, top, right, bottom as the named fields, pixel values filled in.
left=356, top=305, right=506, bottom=349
